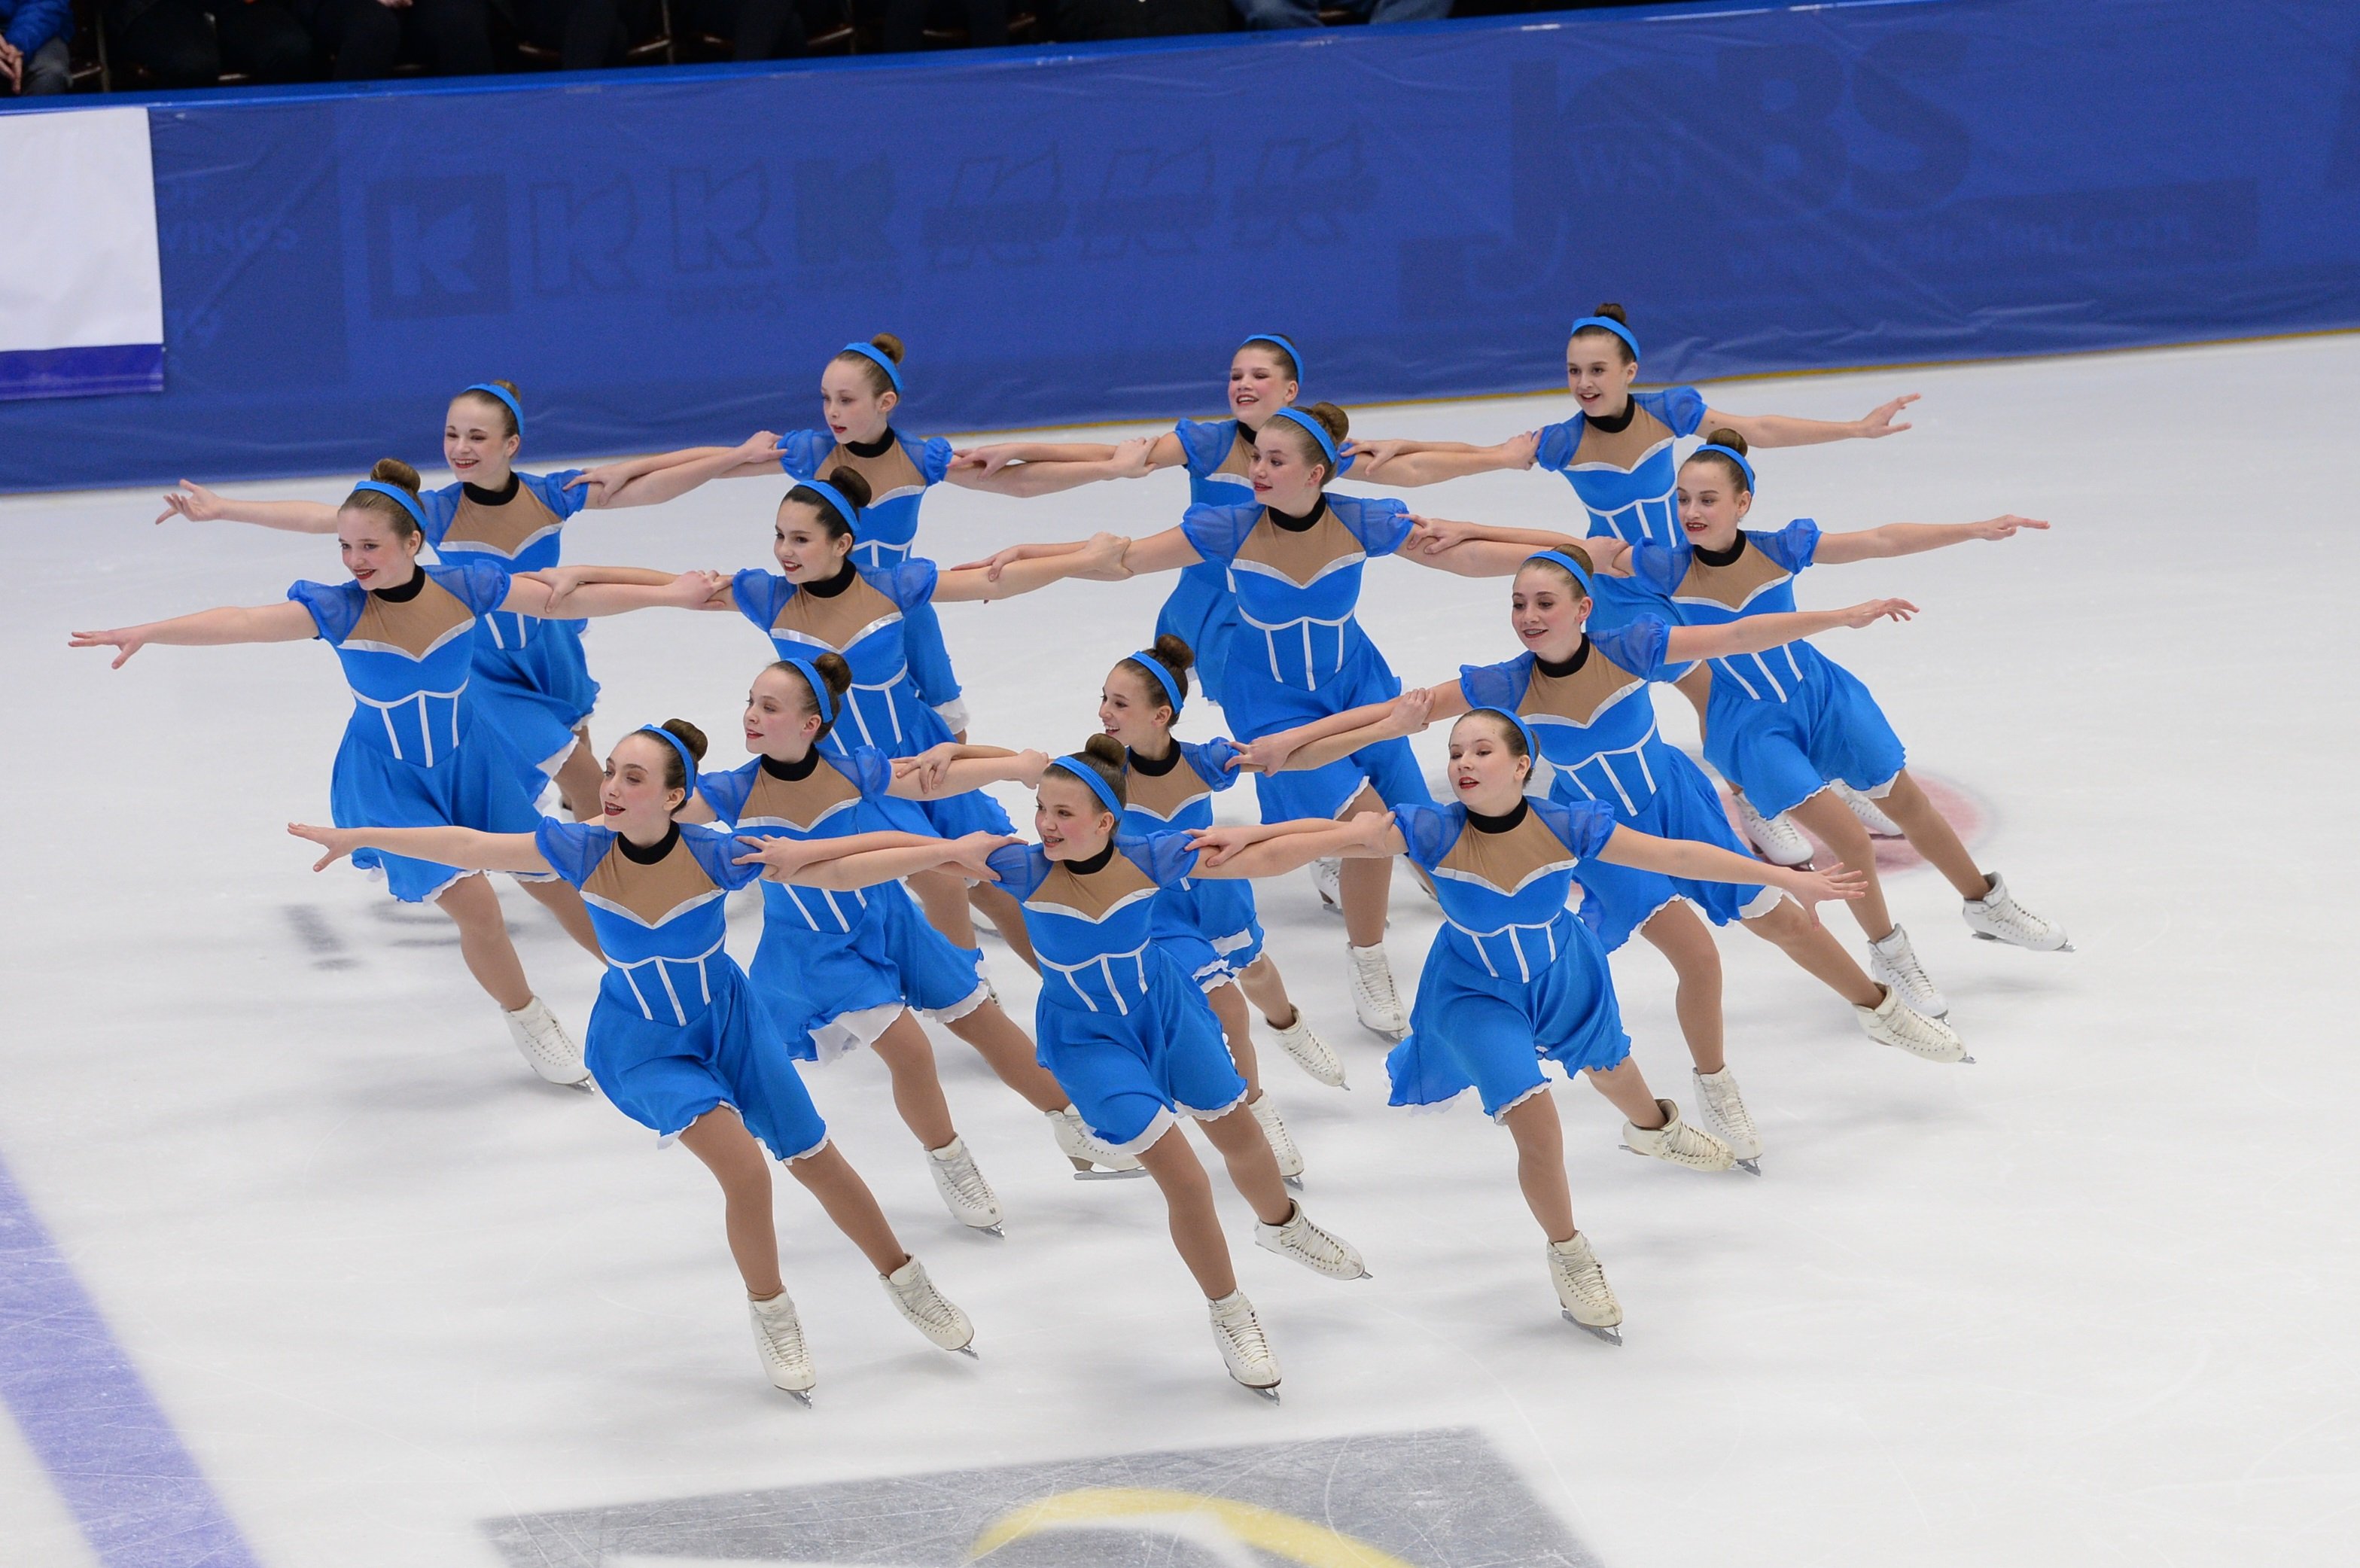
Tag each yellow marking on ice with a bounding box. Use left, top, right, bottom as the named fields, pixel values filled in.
left=968, top=1485, right=1418, bottom=1566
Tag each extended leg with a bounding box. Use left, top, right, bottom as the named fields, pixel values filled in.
left=1743, top=895, right=1883, bottom=1006
left=1235, top=954, right=1299, bottom=1030
left=1499, top=1089, right=1576, bottom=1243
left=1788, top=788, right=1892, bottom=939
left=516, top=875, right=604, bottom=960
left=434, top=874, right=531, bottom=1010
left=967, top=882, right=1040, bottom=972
left=1582, top=1056, right=1667, bottom=1128
left=868, top=1013, right=958, bottom=1149
left=1207, top=984, right=1264, bottom=1095
left=1876, top=771, right=1993, bottom=900
left=1198, top=1102, right=1294, bottom=1225
left=1338, top=791, right=1393, bottom=949
left=778, top=1140, right=910, bottom=1275
left=1134, top=1125, right=1239, bottom=1299
left=941, top=1000, right=1070, bottom=1113
left=1673, top=663, right=1713, bottom=733
left=678, top=1107, right=787, bottom=1296
left=552, top=732, right=604, bottom=824
left=909, top=869, right=980, bottom=949
left=1635, top=901, right=1727, bottom=1073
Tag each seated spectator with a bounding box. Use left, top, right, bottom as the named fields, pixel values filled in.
left=104, top=0, right=315, bottom=87
left=300, top=0, right=495, bottom=80
left=881, top=0, right=1003, bottom=52
left=1234, top=0, right=1448, bottom=27
left=514, top=0, right=656, bottom=69
left=685, top=0, right=808, bottom=60
left=1, top=0, right=72, bottom=95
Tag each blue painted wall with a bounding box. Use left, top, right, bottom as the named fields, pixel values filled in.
left=7, top=0, right=2357, bottom=490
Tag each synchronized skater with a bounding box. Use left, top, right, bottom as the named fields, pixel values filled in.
left=75, top=314, right=2072, bottom=1401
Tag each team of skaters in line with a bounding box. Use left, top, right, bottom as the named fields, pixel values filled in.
left=75, top=311, right=2066, bottom=1399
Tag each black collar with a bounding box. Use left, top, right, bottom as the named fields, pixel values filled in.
left=615, top=822, right=682, bottom=864
left=1064, top=840, right=1118, bottom=876
left=1266, top=498, right=1327, bottom=533
left=1586, top=398, right=1638, bottom=434
left=1535, top=638, right=1591, bottom=678
left=1692, top=536, right=1747, bottom=569
left=760, top=750, right=821, bottom=782
left=1466, top=799, right=1530, bottom=835
left=370, top=569, right=428, bottom=602
left=461, top=472, right=522, bottom=506
left=803, top=558, right=860, bottom=598
left=842, top=430, right=895, bottom=460
left=1125, top=741, right=1180, bottom=776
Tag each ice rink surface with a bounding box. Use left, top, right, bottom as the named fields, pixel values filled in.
left=5, top=336, right=2357, bottom=1567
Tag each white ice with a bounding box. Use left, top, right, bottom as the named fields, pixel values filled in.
left=5, top=335, right=2356, bottom=1568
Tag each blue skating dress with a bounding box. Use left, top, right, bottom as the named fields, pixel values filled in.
left=534, top=819, right=828, bottom=1162
left=777, top=427, right=961, bottom=713
left=697, top=745, right=988, bottom=1062
left=1457, top=618, right=1779, bottom=952
left=1533, top=387, right=1708, bottom=641
left=986, top=833, right=1249, bottom=1154
left=729, top=559, right=1015, bottom=839
left=1180, top=494, right=1433, bottom=822
left=1119, top=738, right=1265, bottom=991
left=1631, top=519, right=1905, bottom=818
left=1152, top=419, right=1257, bottom=711
left=416, top=472, right=599, bottom=766
left=287, top=562, right=561, bottom=903
left=1385, top=799, right=1634, bottom=1119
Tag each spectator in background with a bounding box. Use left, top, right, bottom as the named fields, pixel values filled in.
left=882, top=0, right=1003, bottom=53
left=103, top=0, right=315, bottom=86
left=300, top=0, right=495, bottom=79
left=1233, top=0, right=1447, bottom=28
left=515, top=0, right=656, bottom=69
left=1, top=0, right=72, bottom=92
left=684, top=0, right=807, bottom=60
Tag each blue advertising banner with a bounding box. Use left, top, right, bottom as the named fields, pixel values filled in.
left=4, top=0, right=2355, bottom=490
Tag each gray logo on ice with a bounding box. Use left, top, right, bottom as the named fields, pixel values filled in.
left=481, top=1426, right=1597, bottom=1566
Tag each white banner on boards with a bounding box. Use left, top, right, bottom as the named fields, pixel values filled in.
left=0, top=105, right=164, bottom=400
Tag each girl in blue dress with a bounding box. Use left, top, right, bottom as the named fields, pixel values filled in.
left=943, top=331, right=1313, bottom=711
left=1350, top=303, right=1923, bottom=865
left=1017, top=402, right=1530, bottom=1042
left=1238, top=549, right=1969, bottom=1169
left=74, top=459, right=723, bottom=1088
left=154, top=382, right=713, bottom=823
left=1296, top=708, right=1861, bottom=1339
left=543, top=467, right=1131, bottom=970
left=285, top=722, right=988, bottom=1401
left=1588, top=431, right=2069, bottom=1021
left=894, top=735, right=1372, bottom=1397
left=684, top=653, right=1145, bottom=1226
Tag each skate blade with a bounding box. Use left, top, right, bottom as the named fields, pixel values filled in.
left=1072, top=1166, right=1147, bottom=1181
left=1959, top=1054, right=1977, bottom=1064
left=970, top=1223, right=1005, bottom=1238
left=1563, top=1311, right=1622, bottom=1345
left=1245, top=1383, right=1282, bottom=1402
left=781, top=1387, right=814, bottom=1406
left=953, top=1344, right=979, bottom=1359
left=1283, top=1174, right=1304, bottom=1192
left=1735, top=1158, right=1762, bottom=1176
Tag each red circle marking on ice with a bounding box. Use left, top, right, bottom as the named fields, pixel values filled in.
left=1719, top=772, right=1986, bottom=873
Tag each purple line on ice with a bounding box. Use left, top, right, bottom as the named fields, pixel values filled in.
left=0, top=1149, right=262, bottom=1568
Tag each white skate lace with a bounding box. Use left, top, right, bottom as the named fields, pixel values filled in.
left=1975, top=889, right=2056, bottom=944
left=1273, top=1018, right=1344, bottom=1085
left=1211, top=1299, right=1274, bottom=1372
left=1264, top=1210, right=1356, bottom=1275
left=1835, top=782, right=1900, bottom=834
left=1551, top=1242, right=1615, bottom=1315
left=1885, top=1005, right=1963, bottom=1058
left=1250, top=1099, right=1299, bottom=1156
left=514, top=1012, right=572, bottom=1068
left=751, top=1298, right=806, bottom=1366
left=1350, top=948, right=1402, bottom=1017
left=888, top=1268, right=967, bottom=1342
left=932, top=1146, right=998, bottom=1219
left=1874, top=931, right=1940, bottom=1003
left=1696, top=1074, right=1759, bottom=1150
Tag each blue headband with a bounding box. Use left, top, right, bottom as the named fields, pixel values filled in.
left=1049, top=755, right=1124, bottom=817
left=1469, top=706, right=1541, bottom=766
left=780, top=656, right=837, bottom=727
left=351, top=480, right=428, bottom=531
left=1569, top=315, right=1641, bottom=360
left=1693, top=442, right=1757, bottom=492
left=1527, top=548, right=1594, bottom=595
left=793, top=478, right=861, bottom=533
left=1267, top=405, right=1353, bottom=476
left=462, top=382, right=523, bottom=435
left=635, top=726, right=701, bottom=802
left=1125, top=651, right=1185, bottom=717
left=839, top=341, right=903, bottom=394
left=1241, top=333, right=1304, bottom=380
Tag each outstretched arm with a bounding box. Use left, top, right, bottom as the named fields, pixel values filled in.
left=502, top=569, right=732, bottom=620
left=1187, top=811, right=1404, bottom=879
left=888, top=746, right=1049, bottom=799
left=734, top=829, right=1012, bottom=890
left=1596, top=827, right=1864, bottom=909
left=1396, top=517, right=1629, bottom=580
left=1233, top=683, right=1462, bottom=775
left=933, top=532, right=1134, bottom=601
left=1704, top=394, right=1919, bottom=449
left=1347, top=432, right=1538, bottom=488
left=564, top=440, right=778, bottom=507
left=1811, top=515, right=2048, bottom=567
left=586, top=432, right=782, bottom=510
left=288, top=823, right=550, bottom=874
left=1662, top=600, right=1918, bottom=662
left=154, top=482, right=340, bottom=533
left=69, top=601, right=318, bottom=668
left=945, top=435, right=1171, bottom=497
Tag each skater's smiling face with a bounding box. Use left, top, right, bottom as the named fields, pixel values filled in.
left=601, top=733, right=687, bottom=839
left=1251, top=423, right=1332, bottom=513
left=1566, top=335, right=1638, bottom=419
left=1228, top=346, right=1299, bottom=429
left=820, top=358, right=897, bottom=446
left=1097, top=663, right=1173, bottom=748
left=1034, top=770, right=1116, bottom=861
left=1511, top=560, right=1593, bottom=659
left=743, top=665, right=822, bottom=760
left=1446, top=712, right=1532, bottom=812
left=336, top=510, right=422, bottom=591
left=1676, top=458, right=1754, bottom=550
left=443, top=394, right=520, bottom=488
left=772, top=498, right=855, bottom=581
